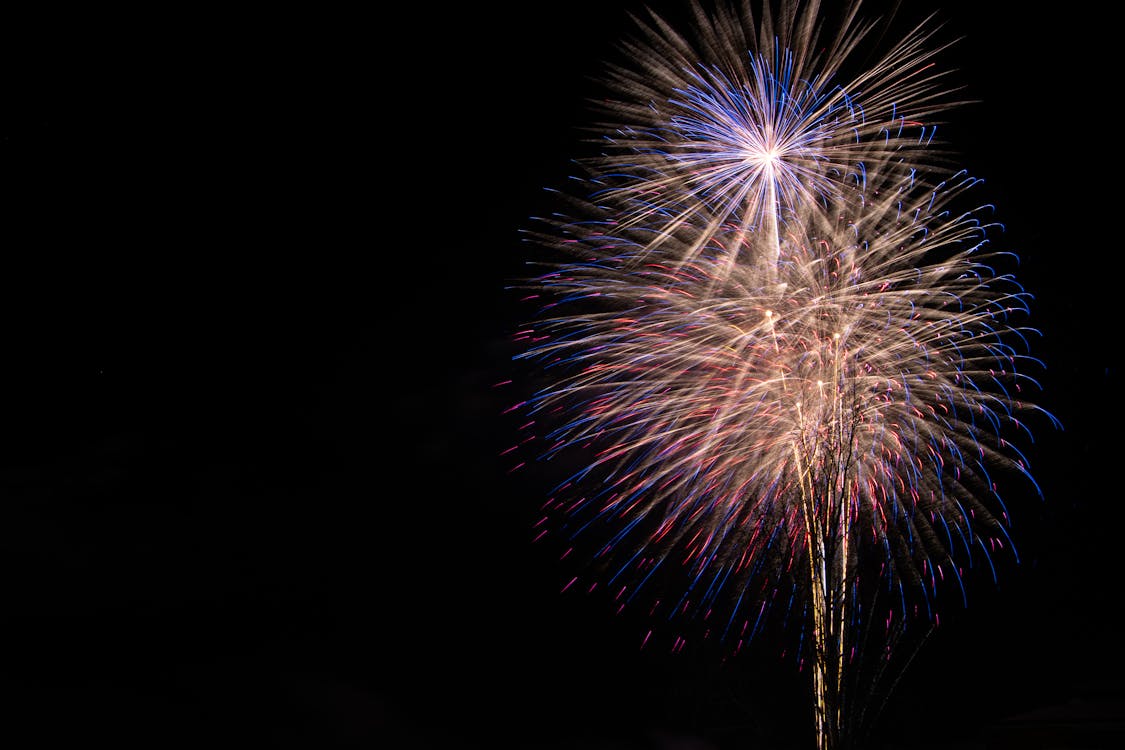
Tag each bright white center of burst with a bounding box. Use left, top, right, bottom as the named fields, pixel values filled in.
left=745, top=144, right=783, bottom=172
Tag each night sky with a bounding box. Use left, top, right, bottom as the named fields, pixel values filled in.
left=2, top=1, right=1119, bottom=748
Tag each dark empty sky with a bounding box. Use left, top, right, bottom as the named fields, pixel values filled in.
left=2, top=1, right=1118, bottom=748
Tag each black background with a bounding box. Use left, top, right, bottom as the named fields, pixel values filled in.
left=1, top=1, right=1118, bottom=748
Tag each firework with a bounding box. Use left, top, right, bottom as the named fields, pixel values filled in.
left=505, top=2, right=1056, bottom=747
left=577, top=0, right=959, bottom=280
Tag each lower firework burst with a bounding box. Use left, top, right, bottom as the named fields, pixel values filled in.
left=507, top=162, right=1057, bottom=746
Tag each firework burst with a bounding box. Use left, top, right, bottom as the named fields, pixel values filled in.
left=504, top=2, right=1057, bottom=747
left=581, top=0, right=960, bottom=279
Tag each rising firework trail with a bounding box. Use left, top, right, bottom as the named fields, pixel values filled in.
left=503, top=2, right=1058, bottom=748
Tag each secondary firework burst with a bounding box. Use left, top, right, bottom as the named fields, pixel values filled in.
left=504, top=1, right=1057, bottom=748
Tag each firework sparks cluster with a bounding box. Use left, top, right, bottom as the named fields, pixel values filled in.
left=503, top=2, right=1056, bottom=721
